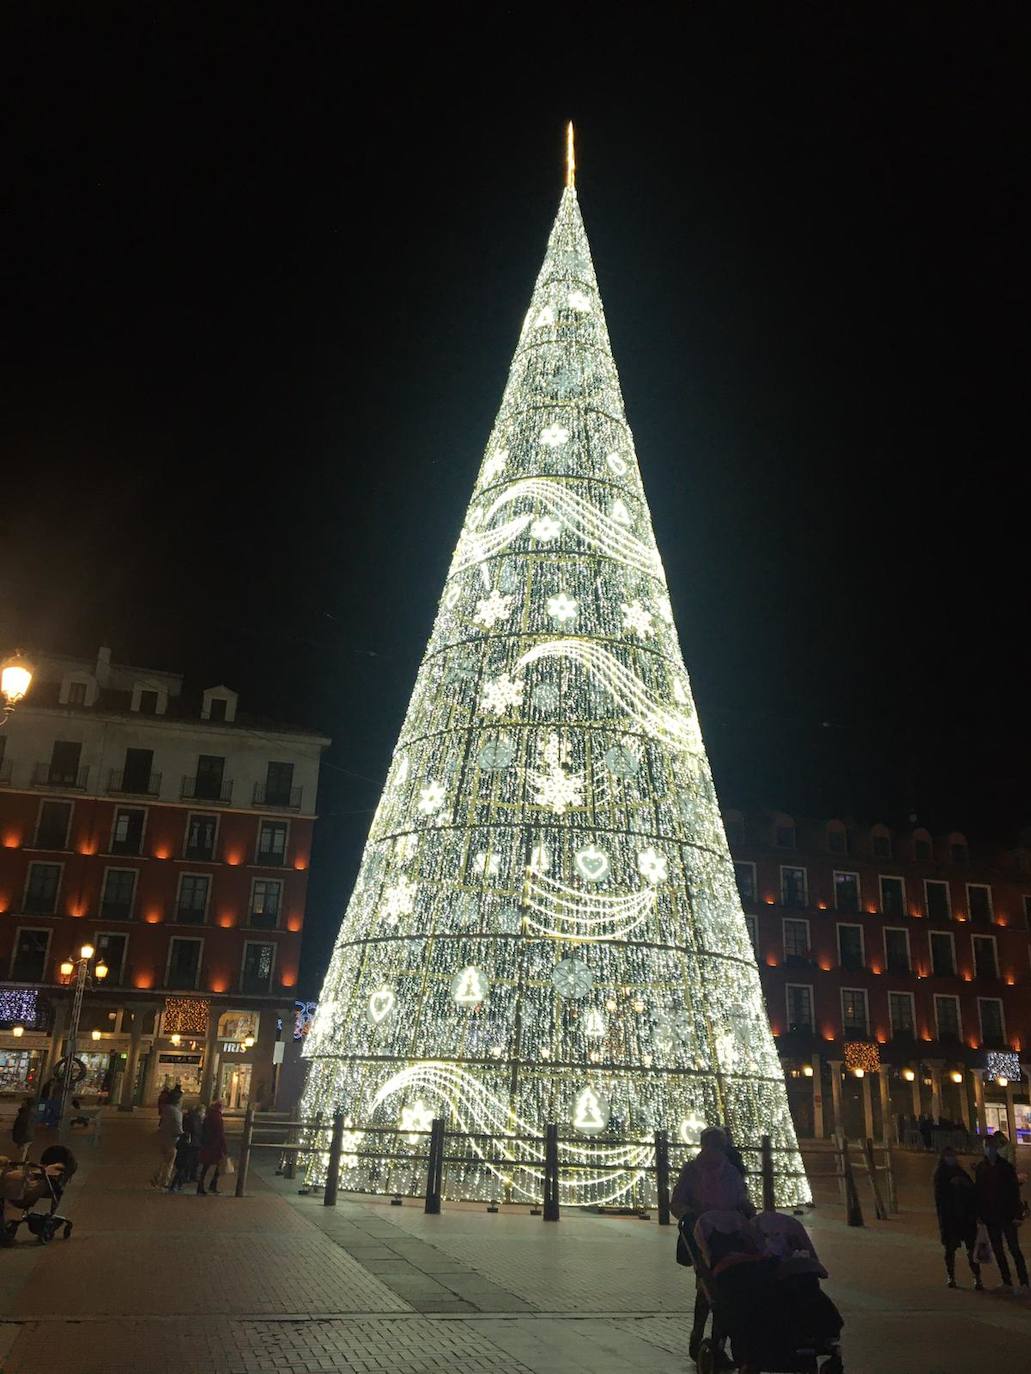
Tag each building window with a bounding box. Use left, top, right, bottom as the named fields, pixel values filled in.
left=166, top=939, right=202, bottom=989
left=48, top=740, right=82, bottom=786
left=833, top=871, right=861, bottom=913
left=734, top=862, right=756, bottom=902
left=66, top=680, right=88, bottom=705
left=207, top=696, right=228, bottom=722
left=780, top=866, right=807, bottom=909
left=934, top=995, right=961, bottom=1041
left=925, top=880, right=951, bottom=922
left=966, top=884, right=993, bottom=925
left=257, top=820, right=288, bottom=866
left=194, top=755, right=226, bottom=802
left=177, top=875, right=210, bottom=924
left=185, top=813, right=218, bottom=862
left=121, top=748, right=156, bottom=794
left=35, top=800, right=72, bottom=850
left=783, top=918, right=810, bottom=960
left=880, top=875, right=906, bottom=918
left=929, top=931, right=956, bottom=978
left=249, top=879, right=283, bottom=930
left=951, top=840, right=969, bottom=864
left=888, top=992, right=915, bottom=1037
left=785, top=984, right=814, bottom=1032
left=827, top=824, right=848, bottom=855
left=10, top=928, right=51, bottom=982
left=978, top=997, right=1005, bottom=1046
left=775, top=823, right=796, bottom=849
left=95, top=931, right=128, bottom=985
left=872, top=832, right=892, bottom=859
left=743, top=914, right=758, bottom=954
left=914, top=836, right=933, bottom=862
left=241, top=942, right=275, bottom=994
left=111, top=807, right=145, bottom=856
left=837, top=924, right=865, bottom=972
left=724, top=813, right=745, bottom=847
left=24, top=862, right=61, bottom=915
left=100, top=868, right=137, bottom=920
left=884, top=927, right=911, bottom=975
left=841, top=988, right=869, bottom=1038
left=972, top=934, right=999, bottom=980
left=264, top=761, right=295, bottom=807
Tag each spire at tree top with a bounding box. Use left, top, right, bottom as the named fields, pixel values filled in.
left=566, top=120, right=575, bottom=188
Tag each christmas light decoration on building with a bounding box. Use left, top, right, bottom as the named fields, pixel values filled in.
left=985, top=1050, right=1020, bottom=1086
left=844, top=1041, right=880, bottom=1077
left=302, top=129, right=808, bottom=1207
left=162, top=997, right=210, bottom=1036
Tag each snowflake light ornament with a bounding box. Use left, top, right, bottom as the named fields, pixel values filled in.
left=417, top=780, right=446, bottom=815
left=530, top=514, right=561, bottom=542
left=394, top=833, right=419, bottom=864
left=567, top=289, right=592, bottom=312
left=551, top=957, right=594, bottom=1000
left=657, top=593, right=674, bottom=625
left=480, top=673, right=524, bottom=716
left=481, top=449, right=508, bottom=483
left=539, top=423, right=569, bottom=448
left=473, top=589, right=514, bottom=630
left=381, top=874, right=417, bottom=921
left=546, top=591, right=578, bottom=624
left=622, top=601, right=654, bottom=640
left=636, top=847, right=668, bottom=885
left=400, top=1099, right=434, bottom=1142
left=471, top=850, right=501, bottom=879
left=530, top=733, right=584, bottom=816
left=654, top=1010, right=693, bottom=1054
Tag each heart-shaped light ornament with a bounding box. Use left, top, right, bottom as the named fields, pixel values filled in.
left=366, top=986, right=396, bottom=1027
left=574, top=842, right=610, bottom=884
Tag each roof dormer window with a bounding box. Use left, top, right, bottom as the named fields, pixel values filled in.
left=201, top=685, right=238, bottom=723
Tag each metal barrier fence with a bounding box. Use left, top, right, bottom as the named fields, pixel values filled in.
left=232, top=1108, right=816, bottom=1223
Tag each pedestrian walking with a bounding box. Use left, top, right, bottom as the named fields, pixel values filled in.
left=11, top=1097, right=35, bottom=1162
left=671, top=1126, right=755, bottom=1361
left=168, top=1102, right=205, bottom=1192
left=197, top=1098, right=227, bottom=1195
left=934, top=1147, right=983, bottom=1290
left=975, top=1132, right=1028, bottom=1293
left=150, top=1086, right=183, bottom=1189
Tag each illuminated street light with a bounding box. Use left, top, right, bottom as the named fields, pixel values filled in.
left=0, top=653, right=33, bottom=717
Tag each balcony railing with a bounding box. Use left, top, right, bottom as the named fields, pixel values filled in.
left=32, top=762, right=89, bottom=790
left=107, top=769, right=162, bottom=797
left=252, top=782, right=302, bottom=810
left=181, top=776, right=233, bottom=803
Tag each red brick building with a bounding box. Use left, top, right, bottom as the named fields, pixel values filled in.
left=0, top=646, right=328, bottom=1109
left=726, top=808, right=1031, bottom=1144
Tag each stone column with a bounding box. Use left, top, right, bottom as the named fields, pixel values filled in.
left=198, top=1010, right=221, bottom=1106
left=877, top=1066, right=893, bottom=1143
left=956, top=1072, right=972, bottom=1132
left=910, top=1073, right=922, bottom=1119
left=1005, top=1081, right=1018, bottom=1146
left=118, top=1004, right=147, bottom=1111
left=861, top=1072, right=875, bottom=1142
left=828, top=1061, right=843, bottom=1138
left=928, top=1061, right=944, bottom=1122
left=971, top=1069, right=987, bottom=1136
left=810, top=1053, right=824, bottom=1139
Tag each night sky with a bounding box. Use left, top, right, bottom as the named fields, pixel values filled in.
left=3, top=7, right=1028, bottom=989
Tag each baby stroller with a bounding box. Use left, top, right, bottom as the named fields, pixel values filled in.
left=0, top=1145, right=77, bottom=1245
left=687, top=1209, right=843, bottom=1374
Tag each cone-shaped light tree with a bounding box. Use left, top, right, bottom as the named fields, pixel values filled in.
left=303, top=133, right=809, bottom=1207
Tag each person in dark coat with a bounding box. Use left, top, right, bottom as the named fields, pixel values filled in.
left=934, top=1147, right=983, bottom=1289
left=975, top=1133, right=1028, bottom=1291
left=11, top=1097, right=35, bottom=1162
left=197, top=1099, right=227, bottom=1195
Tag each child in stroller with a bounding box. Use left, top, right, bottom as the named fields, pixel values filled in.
left=0, top=1144, right=77, bottom=1246
left=689, top=1209, right=843, bottom=1374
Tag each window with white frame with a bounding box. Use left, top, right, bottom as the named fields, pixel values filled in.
left=249, top=878, right=283, bottom=930
left=833, top=870, right=861, bottom=913
left=35, top=800, right=72, bottom=850
left=978, top=997, right=1005, bottom=1046
left=176, top=874, right=210, bottom=924
left=256, top=820, right=288, bottom=866
left=837, top=923, right=865, bottom=972
left=783, top=917, right=810, bottom=960
left=879, top=875, right=906, bottom=919
left=966, top=884, right=993, bottom=925
left=24, top=862, right=61, bottom=915
left=100, top=868, right=137, bottom=920
left=841, top=988, right=869, bottom=1038
left=241, top=941, right=275, bottom=994
left=734, top=861, right=756, bottom=902
left=785, top=984, right=814, bottom=1031
left=925, top=880, right=951, bottom=922
left=780, top=866, right=807, bottom=908
left=111, top=807, right=145, bottom=856
left=166, top=938, right=203, bottom=989
left=884, top=927, right=911, bottom=975
left=94, top=931, right=128, bottom=985
left=929, top=931, right=956, bottom=977
left=10, top=927, right=52, bottom=982
left=934, top=995, right=961, bottom=1041
left=888, top=991, right=915, bottom=1037
left=972, top=934, right=998, bottom=980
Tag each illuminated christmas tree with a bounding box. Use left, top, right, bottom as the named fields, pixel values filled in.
left=303, top=130, right=809, bottom=1207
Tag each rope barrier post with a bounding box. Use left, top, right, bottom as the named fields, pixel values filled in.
left=235, top=1103, right=255, bottom=1198
left=543, top=1122, right=560, bottom=1222
left=424, top=1118, right=444, bottom=1214
left=324, top=1110, right=345, bottom=1208
left=654, top=1129, right=671, bottom=1225
left=761, top=1134, right=775, bottom=1212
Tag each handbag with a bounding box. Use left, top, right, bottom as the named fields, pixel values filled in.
left=974, top=1222, right=994, bottom=1266
left=221, top=1153, right=235, bottom=1177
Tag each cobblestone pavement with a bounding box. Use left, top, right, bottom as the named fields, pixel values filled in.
left=2, top=1115, right=1030, bottom=1373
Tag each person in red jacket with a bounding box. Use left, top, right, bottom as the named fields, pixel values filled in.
left=197, top=1099, right=227, bottom=1195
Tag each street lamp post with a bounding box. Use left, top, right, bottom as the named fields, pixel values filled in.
left=0, top=652, right=34, bottom=722
left=56, top=944, right=108, bottom=1127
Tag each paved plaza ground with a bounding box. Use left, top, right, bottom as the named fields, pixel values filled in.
left=1, top=1114, right=1029, bottom=1373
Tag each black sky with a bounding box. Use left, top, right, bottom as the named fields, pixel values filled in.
left=2, top=5, right=1028, bottom=989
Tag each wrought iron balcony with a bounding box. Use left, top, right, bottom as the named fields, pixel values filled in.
left=181, top=775, right=233, bottom=803
left=252, top=782, right=302, bottom=810
left=31, top=762, right=89, bottom=790
left=107, top=768, right=162, bottom=797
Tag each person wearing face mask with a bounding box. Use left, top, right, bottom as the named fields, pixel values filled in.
left=934, top=1147, right=983, bottom=1289
left=975, top=1132, right=1028, bottom=1293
